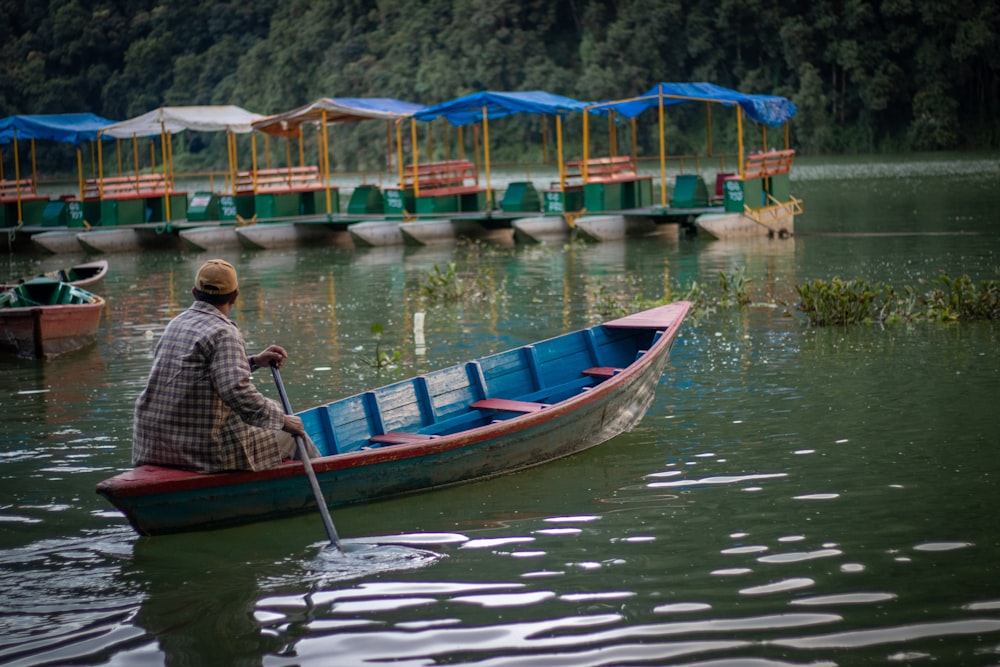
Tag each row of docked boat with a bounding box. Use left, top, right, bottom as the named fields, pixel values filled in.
left=0, top=260, right=107, bottom=359
left=3, top=83, right=802, bottom=256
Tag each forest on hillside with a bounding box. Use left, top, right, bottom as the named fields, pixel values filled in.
left=2, top=0, right=998, bottom=173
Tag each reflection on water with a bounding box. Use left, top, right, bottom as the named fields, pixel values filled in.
left=1, top=157, right=999, bottom=665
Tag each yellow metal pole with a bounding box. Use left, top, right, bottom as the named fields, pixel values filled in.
left=410, top=118, right=419, bottom=197
left=472, top=124, right=480, bottom=182
left=116, top=138, right=122, bottom=176
left=321, top=109, right=332, bottom=215
left=298, top=126, right=305, bottom=167
left=784, top=122, right=790, bottom=149
left=542, top=117, right=549, bottom=164
left=12, top=129, right=23, bottom=222
left=706, top=102, right=713, bottom=157
left=251, top=132, right=258, bottom=194
left=737, top=107, right=745, bottom=179
left=457, top=126, right=464, bottom=161
left=608, top=112, right=616, bottom=157
left=264, top=134, right=271, bottom=169
left=582, top=110, right=589, bottom=183
left=160, top=123, right=171, bottom=220
left=658, top=89, right=667, bottom=208
left=396, top=120, right=404, bottom=189
left=482, top=106, right=492, bottom=207
left=227, top=132, right=234, bottom=193
left=285, top=135, right=292, bottom=173
left=556, top=115, right=565, bottom=190
left=30, top=139, right=37, bottom=193
left=762, top=126, right=768, bottom=152
left=77, top=147, right=84, bottom=201
left=97, top=132, right=105, bottom=199
left=631, top=118, right=638, bottom=167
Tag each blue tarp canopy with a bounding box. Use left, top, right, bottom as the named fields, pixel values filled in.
left=413, top=91, right=593, bottom=126
left=0, top=113, right=116, bottom=145
left=254, top=98, right=426, bottom=136
left=593, top=82, right=796, bottom=128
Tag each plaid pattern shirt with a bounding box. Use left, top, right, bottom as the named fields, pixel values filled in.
left=133, top=300, right=286, bottom=472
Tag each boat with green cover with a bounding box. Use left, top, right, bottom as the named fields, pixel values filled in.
left=0, top=278, right=105, bottom=359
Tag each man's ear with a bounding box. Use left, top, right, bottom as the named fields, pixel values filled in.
left=229, top=289, right=239, bottom=305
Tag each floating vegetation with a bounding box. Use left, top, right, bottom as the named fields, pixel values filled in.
left=795, top=271, right=1000, bottom=326
left=359, top=323, right=401, bottom=369
left=418, top=262, right=492, bottom=303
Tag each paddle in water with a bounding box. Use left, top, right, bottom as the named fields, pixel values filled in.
left=270, top=363, right=344, bottom=554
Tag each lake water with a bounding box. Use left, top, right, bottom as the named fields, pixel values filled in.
left=1, top=153, right=999, bottom=666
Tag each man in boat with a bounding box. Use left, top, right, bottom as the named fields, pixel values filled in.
left=133, top=259, right=318, bottom=473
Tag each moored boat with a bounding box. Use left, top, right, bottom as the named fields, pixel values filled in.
left=0, top=278, right=105, bottom=359
left=1, top=259, right=108, bottom=290
left=96, top=301, right=692, bottom=536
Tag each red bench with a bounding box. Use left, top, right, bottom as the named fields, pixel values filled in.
left=563, top=156, right=639, bottom=185
left=0, top=178, right=47, bottom=203
left=84, top=174, right=172, bottom=200
left=235, top=165, right=325, bottom=195
left=743, top=149, right=795, bottom=179
left=403, top=159, right=479, bottom=196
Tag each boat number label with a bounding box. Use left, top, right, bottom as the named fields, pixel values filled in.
left=544, top=191, right=565, bottom=213
left=724, top=179, right=743, bottom=203
left=66, top=201, right=85, bottom=225
left=217, top=196, right=238, bottom=219
left=384, top=189, right=405, bottom=211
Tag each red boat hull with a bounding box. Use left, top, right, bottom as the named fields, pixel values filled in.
left=0, top=299, right=105, bottom=359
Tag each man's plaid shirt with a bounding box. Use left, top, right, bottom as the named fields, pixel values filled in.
left=133, top=300, right=286, bottom=472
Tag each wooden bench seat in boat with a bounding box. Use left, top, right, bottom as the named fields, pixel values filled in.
left=83, top=174, right=172, bottom=200
left=559, top=156, right=646, bottom=187
left=234, top=165, right=325, bottom=194
left=400, top=159, right=480, bottom=196
left=742, top=149, right=795, bottom=179
left=0, top=178, right=47, bottom=203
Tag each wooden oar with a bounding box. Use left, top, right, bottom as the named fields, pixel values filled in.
left=270, top=364, right=344, bottom=553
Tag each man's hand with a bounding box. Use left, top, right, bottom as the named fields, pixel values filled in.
left=281, top=414, right=306, bottom=437
left=253, top=344, right=289, bottom=370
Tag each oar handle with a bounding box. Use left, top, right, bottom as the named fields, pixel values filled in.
left=271, top=363, right=343, bottom=553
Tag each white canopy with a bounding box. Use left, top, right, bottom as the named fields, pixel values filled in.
left=101, top=105, right=264, bottom=138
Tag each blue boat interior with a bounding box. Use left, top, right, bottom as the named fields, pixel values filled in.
left=299, top=324, right=663, bottom=456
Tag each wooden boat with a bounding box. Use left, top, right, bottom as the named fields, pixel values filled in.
left=96, top=301, right=691, bottom=536
left=0, top=277, right=105, bottom=359
left=1, top=259, right=108, bottom=291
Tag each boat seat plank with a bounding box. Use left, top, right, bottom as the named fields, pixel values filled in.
left=471, top=398, right=548, bottom=413
left=235, top=165, right=325, bottom=194
left=583, top=366, right=621, bottom=379
left=369, top=432, right=434, bottom=445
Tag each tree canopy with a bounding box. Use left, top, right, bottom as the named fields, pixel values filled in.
left=2, top=0, right=997, bottom=172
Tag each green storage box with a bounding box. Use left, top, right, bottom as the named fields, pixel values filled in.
left=584, top=181, right=624, bottom=212
left=670, top=174, right=709, bottom=208
left=500, top=182, right=540, bottom=213
left=347, top=185, right=384, bottom=215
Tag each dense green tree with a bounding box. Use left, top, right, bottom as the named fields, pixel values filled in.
left=2, top=0, right=997, bottom=175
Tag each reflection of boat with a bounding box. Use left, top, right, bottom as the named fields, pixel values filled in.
left=2, top=259, right=107, bottom=290
left=96, top=301, right=691, bottom=536
left=0, top=278, right=105, bottom=359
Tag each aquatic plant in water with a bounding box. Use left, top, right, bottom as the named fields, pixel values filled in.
left=794, top=271, right=1000, bottom=326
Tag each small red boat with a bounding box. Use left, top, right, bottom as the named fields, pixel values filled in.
left=0, top=277, right=105, bottom=359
